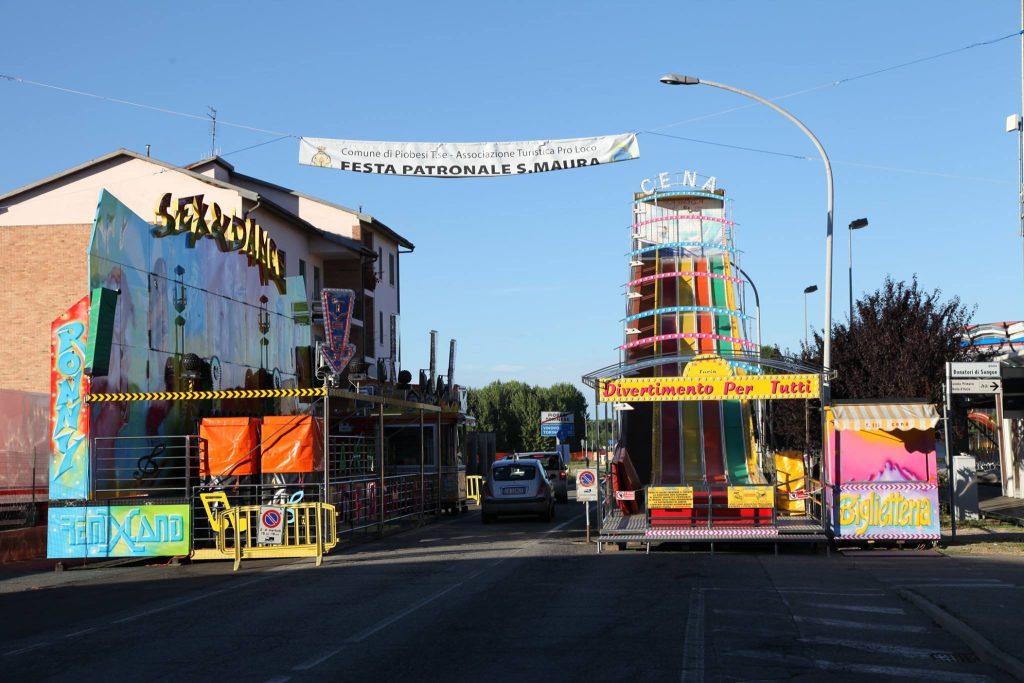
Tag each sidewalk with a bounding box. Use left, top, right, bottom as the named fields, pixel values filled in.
left=978, top=484, right=1024, bottom=525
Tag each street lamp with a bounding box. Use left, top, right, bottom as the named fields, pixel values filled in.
left=660, top=73, right=835, bottom=394
left=848, top=217, right=869, bottom=324
left=803, top=285, right=818, bottom=349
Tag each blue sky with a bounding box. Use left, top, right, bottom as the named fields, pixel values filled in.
left=2, top=1, right=1021, bottom=409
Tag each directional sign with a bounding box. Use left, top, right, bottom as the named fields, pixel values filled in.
left=577, top=468, right=598, bottom=502
left=540, top=411, right=575, bottom=438
left=951, top=378, right=1002, bottom=395
left=948, top=362, right=1001, bottom=379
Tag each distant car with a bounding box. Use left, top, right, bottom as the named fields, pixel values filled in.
left=513, top=451, right=569, bottom=503
left=481, top=457, right=555, bottom=523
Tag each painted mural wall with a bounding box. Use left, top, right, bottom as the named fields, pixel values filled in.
left=87, top=190, right=311, bottom=442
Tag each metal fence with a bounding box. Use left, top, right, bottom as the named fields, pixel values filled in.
left=92, top=435, right=206, bottom=500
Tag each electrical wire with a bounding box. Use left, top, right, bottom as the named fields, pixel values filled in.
left=0, top=72, right=295, bottom=138
left=643, top=29, right=1023, bottom=134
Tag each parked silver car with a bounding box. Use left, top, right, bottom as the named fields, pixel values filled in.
left=481, top=457, right=555, bottom=523
left=514, top=451, right=569, bottom=503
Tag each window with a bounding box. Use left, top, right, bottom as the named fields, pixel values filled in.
left=388, top=252, right=395, bottom=286
left=492, top=464, right=538, bottom=481
left=379, top=311, right=384, bottom=345
left=299, top=259, right=307, bottom=290
left=313, top=265, right=321, bottom=297
left=377, top=247, right=383, bottom=280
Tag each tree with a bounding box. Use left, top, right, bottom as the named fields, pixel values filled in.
left=767, top=276, right=980, bottom=452
left=466, top=381, right=589, bottom=452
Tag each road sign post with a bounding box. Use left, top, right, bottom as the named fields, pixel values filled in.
left=577, top=468, right=598, bottom=543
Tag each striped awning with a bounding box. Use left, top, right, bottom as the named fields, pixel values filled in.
left=831, top=403, right=939, bottom=432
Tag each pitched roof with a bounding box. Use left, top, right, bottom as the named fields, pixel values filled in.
left=0, top=148, right=373, bottom=257
left=185, top=158, right=415, bottom=251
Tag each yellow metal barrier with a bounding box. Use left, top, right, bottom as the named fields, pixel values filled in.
left=466, top=475, right=483, bottom=504
left=198, top=491, right=248, bottom=533
left=214, top=503, right=338, bottom=571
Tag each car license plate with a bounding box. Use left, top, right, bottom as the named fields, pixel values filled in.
left=504, top=487, right=526, bottom=495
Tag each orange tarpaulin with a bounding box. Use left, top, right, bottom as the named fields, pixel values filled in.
left=261, top=415, right=323, bottom=473
left=199, top=417, right=260, bottom=478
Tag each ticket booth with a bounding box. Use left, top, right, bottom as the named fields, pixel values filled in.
left=825, top=401, right=940, bottom=542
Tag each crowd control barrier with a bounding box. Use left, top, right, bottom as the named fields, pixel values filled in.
left=210, top=500, right=337, bottom=570
left=466, top=475, right=482, bottom=504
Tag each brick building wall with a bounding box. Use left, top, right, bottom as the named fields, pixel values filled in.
left=0, top=224, right=91, bottom=392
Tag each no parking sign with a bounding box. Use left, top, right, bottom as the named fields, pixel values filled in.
left=258, top=506, right=285, bottom=545
left=577, top=468, right=598, bottom=502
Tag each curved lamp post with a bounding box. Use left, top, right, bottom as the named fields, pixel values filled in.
left=660, top=73, right=835, bottom=398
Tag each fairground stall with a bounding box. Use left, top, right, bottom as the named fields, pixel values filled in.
left=825, top=401, right=940, bottom=544
left=47, top=190, right=467, bottom=568
left=583, top=171, right=830, bottom=551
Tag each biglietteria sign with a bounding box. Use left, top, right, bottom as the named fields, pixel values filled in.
left=299, top=133, right=639, bottom=177
left=598, top=375, right=820, bottom=402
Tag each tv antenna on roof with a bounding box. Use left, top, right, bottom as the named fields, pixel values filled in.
left=208, top=106, right=218, bottom=157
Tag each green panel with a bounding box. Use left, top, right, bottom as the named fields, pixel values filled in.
left=85, top=287, right=119, bottom=377
left=722, top=401, right=750, bottom=483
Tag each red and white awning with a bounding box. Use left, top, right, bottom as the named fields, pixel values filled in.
left=831, top=403, right=939, bottom=432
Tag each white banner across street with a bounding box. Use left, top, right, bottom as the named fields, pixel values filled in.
left=299, top=133, right=639, bottom=178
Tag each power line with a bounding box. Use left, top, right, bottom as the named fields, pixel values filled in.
left=0, top=72, right=294, bottom=138
left=644, top=29, right=1023, bottom=134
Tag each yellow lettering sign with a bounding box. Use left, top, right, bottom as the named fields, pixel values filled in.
left=598, top=374, right=820, bottom=402
left=839, top=492, right=934, bottom=536
left=154, top=193, right=286, bottom=295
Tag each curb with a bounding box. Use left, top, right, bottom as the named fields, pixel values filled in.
left=897, top=588, right=1024, bottom=682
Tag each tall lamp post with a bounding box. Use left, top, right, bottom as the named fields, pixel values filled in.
left=803, top=284, right=818, bottom=349
left=803, top=284, right=818, bottom=463
left=848, top=217, right=869, bottom=324
left=660, top=74, right=835, bottom=394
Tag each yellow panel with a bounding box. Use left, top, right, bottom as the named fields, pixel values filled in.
left=600, top=374, right=820, bottom=402
left=647, top=486, right=694, bottom=508
left=727, top=485, right=774, bottom=508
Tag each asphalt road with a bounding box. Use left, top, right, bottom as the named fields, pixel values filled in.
left=1, top=502, right=1021, bottom=683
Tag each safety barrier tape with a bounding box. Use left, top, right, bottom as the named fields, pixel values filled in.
left=86, top=387, right=326, bottom=402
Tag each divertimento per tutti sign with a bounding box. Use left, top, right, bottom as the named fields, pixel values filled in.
left=598, top=375, right=820, bottom=402
left=298, top=133, right=639, bottom=177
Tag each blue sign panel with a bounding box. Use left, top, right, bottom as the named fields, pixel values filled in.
left=48, top=504, right=190, bottom=558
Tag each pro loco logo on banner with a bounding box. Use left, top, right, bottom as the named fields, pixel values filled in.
left=299, top=133, right=639, bottom=178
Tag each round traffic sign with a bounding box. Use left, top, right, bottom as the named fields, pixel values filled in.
left=262, top=509, right=282, bottom=528
left=578, top=471, right=596, bottom=487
